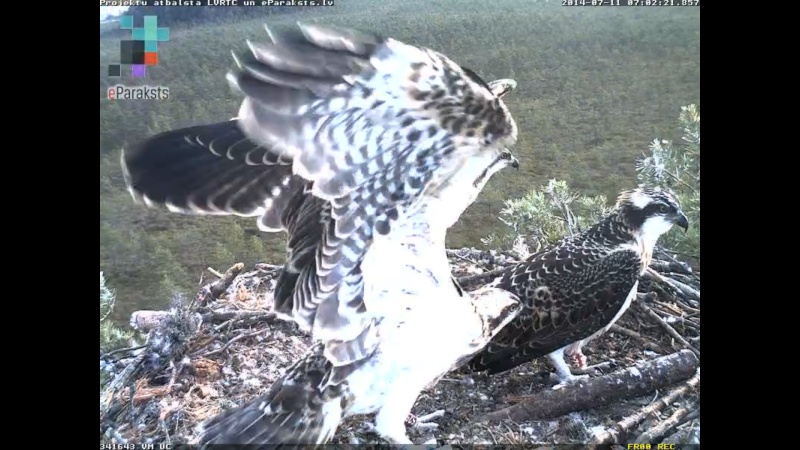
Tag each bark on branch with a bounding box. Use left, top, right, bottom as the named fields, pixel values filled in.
left=100, top=334, right=152, bottom=419
left=480, top=350, right=699, bottom=422
left=456, top=267, right=508, bottom=286
left=193, top=262, right=245, bottom=307
left=644, top=268, right=700, bottom=301
left=591, top=368, right=700, bottom=444
left=637, top=303, right=701, bottom=358
left=634, top=405, right=698, bottom=444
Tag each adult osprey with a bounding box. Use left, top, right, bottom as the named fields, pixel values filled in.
left=121, top=22, right=522, bottom=445
left=465, top=186, right=689, bottom=384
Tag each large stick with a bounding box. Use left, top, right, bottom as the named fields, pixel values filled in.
left=480, top=350, right=699, bottom=423
left=592, top=369, right=700, bottom=444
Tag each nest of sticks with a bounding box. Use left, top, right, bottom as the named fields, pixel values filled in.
left=100, top=248, right=700, bottom=447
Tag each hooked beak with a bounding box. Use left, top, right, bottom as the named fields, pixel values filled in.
left=510, top=155, right=520, bottom=170
left=675, top=212, right=689, bottom=232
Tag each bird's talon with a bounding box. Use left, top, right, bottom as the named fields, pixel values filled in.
left=567, top=350, right=588, bottom=370
left=405, top=409, right=445, bottom=429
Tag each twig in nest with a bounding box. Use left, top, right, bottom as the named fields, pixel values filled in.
left=191, top=263, right=245, bottom=308
left=591, top=368, right=700, bottom=444
left=207, top=267, right=224, bottom=278
left=644, top=268, right=700, bottom=301
left=101, top=348, right=148, bottom=417
left=650, top=260, right=692, bottom=276
left=650, top=306, right=699, bottom=332
left=609, top=324, right=665, bottom=353
left=451, top=252, right=492, bottom=271
left=201, top=329, right=265, bottom=358
left=101, top=344, right=146, bottom=359
left=652, top=300, right=684, bottom=317
left=572, top=360, right=615, bottom=376
left=188, top=334, right=218, bottom=353
left=202, top=310, right=277, bottom=326
left=456, top=267, right=507, bottom=285
left=638, top=303, right=700, bottom=358
left=675, top=298, right=700, bottom=314
left=671, top=409, right=700, bottom=435
left=634, top=405, right=698, bottom=444
left=256, top=263, right=283, bottom=271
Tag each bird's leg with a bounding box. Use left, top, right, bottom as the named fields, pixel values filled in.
left=564, top=341, right=588, bottom=370
left=548, top=347, right=589, bottom=389
left=374, top=386, right=441, bottom=445
left=404, top=410, right=446, bottom=430
left=372, top=409, right=413, bottom=445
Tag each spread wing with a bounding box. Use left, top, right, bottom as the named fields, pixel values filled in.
left=121, top=119, right=307, bottom=232
left=224, top=23, right=518, bottom=358
left=467, top=245, right=641, bottom=375
left=120, top=120, right=342, bottom=332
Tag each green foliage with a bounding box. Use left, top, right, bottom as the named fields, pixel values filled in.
left=101, top=271, right=135, bottom=388
left=482, top=179, right=611, bottom=254
left=485, top=105, right=700, bottom=264
left=635, top=104, right=700, bottom=264
left=100, top=272, right=134, bottom=353
left=100, top=0, right=699, bottom=320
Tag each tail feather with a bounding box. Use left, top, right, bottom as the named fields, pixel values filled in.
left=197, top=344, right=351, bottom=446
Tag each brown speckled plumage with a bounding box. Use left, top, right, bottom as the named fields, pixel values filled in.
left=466, top=186, right=688, bottom=377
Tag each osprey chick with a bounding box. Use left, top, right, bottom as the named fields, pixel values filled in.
left=121, top=22, right=522, bottom=445
left=465, top=186, right=689, bottom=384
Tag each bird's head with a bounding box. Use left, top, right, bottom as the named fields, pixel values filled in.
left=472, top=148, right=519, bottom=189
left=468, top=286, right=522, bottom=343
left=615, top=185, right=689, bottom=239
left=466, top=77, right=520, bottom=189
left=429, top=74, right=520, bottom=229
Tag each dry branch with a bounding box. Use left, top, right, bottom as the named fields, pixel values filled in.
left=644, top=268, right=700, bottom=301
left=193, top=262, right=244, bottom=307
left=649, top=260, right=692, bottom=276
left=200, top=329, right=264, bottom=358
left=609, top=324, right=666, bottom=353
left=100, top=343, right=149, bottom=418
left=457, top=267, right=508, bottom=285
left=202, top=310, right=277, bottom=325
left=638, top=304, right=700, bottom=358
left=571, top=360, right=616, bottom=376
left=634, top=405, right=698, bottom=444
left=591, top=369, right=700, bottom=444
left=480, top=350, right=699, bottom=423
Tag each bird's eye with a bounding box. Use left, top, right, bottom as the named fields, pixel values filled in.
left=500, top=151, right=511, bottom=159
left=658, top=205, right=669, bottom=214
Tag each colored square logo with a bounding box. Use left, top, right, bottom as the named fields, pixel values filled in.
left=144, top=52, right=158, bottom=65
left=110, top=15, right=169, bottom=79
left=119, top=15, right=133, bottom=29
